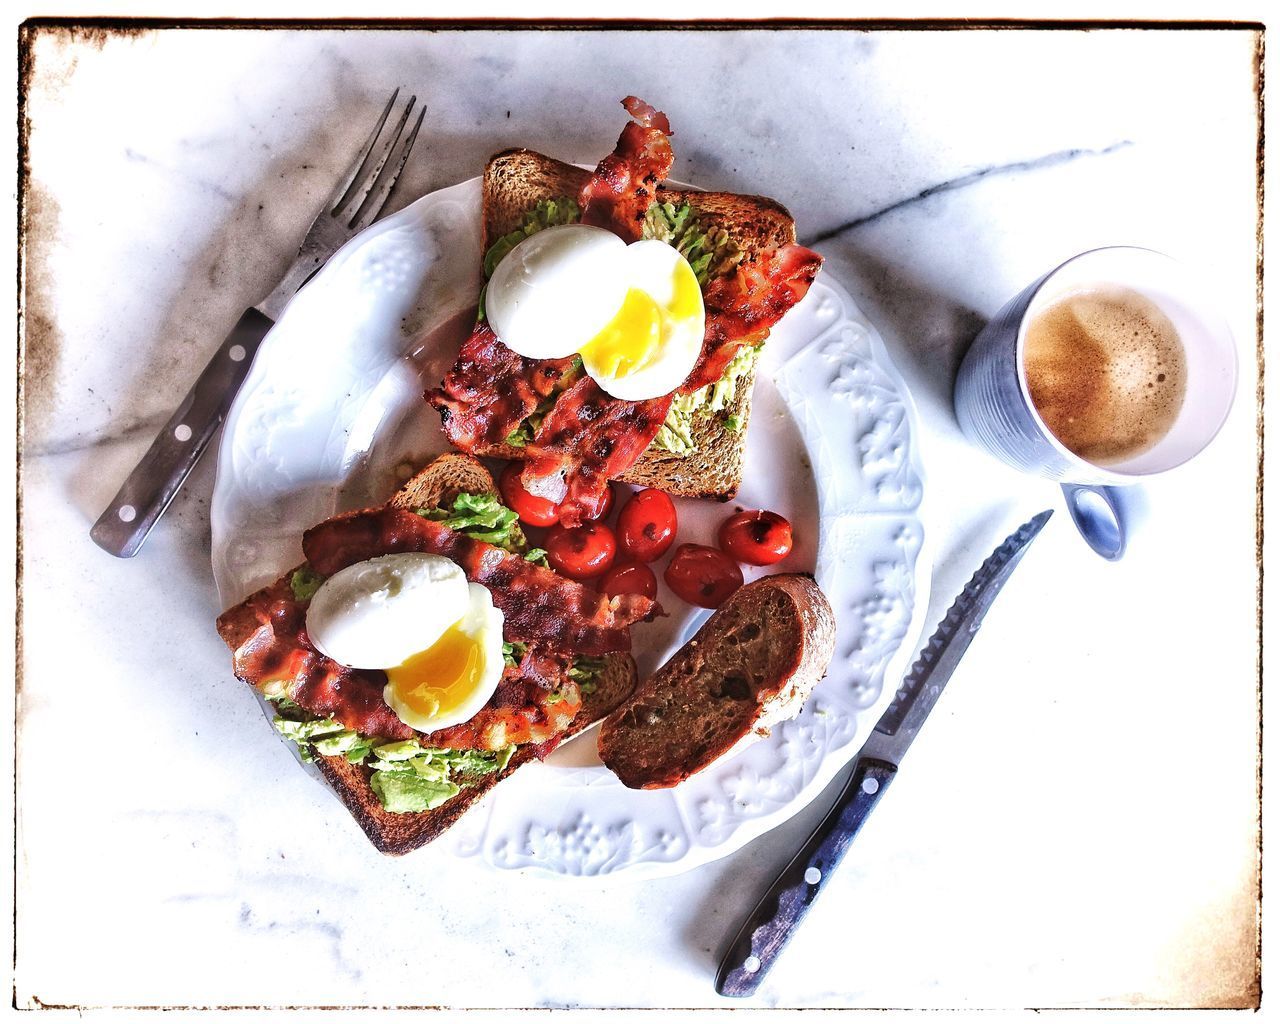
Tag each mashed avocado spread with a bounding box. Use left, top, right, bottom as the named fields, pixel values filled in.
left=652, top=344, right=760, bottom=455
left=269, top=491, right=601, bottom=814
left=641, top=200, right=741, bottom=287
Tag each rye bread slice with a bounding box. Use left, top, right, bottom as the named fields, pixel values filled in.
left=311, top=650, right=637, bottom=855
left=216, top=453, right=639, bottom=855
left=475, top=148, right=799, bottom=501
left=596, top=574, right=835, bottom=790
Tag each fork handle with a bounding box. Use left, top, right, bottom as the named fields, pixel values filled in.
left=90, top=308, right=274, bottom=557
left=715, top=758, right=897, bottom=997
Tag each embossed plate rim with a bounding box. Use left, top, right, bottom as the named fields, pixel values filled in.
left=210, top=175, right=930, bottom=881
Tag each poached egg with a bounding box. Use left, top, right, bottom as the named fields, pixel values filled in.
left=305, top=553, right=505, bottom=733
left=485, top=224, right=705, bottom=401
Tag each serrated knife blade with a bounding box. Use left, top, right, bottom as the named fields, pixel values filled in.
left=858, top=507, right=1054, bottom=764
left=715, top=509, right=1054, bottom=998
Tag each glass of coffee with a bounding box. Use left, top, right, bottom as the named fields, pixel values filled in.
left=954, top=247, right=1237, bottom=483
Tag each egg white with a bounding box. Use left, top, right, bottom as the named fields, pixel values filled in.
left=305, top=552, right=469, bottom=669
left=305, top=554, right=505, bottom=735
left=486, top=224, right=628, bottom=359
left=486, top=226, right=707, bottom=402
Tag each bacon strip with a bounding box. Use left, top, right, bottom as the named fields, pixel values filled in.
left=521, top=376, right=672, bottom=526
left=426, top=322, right=579, bottom=451
left=302, top=507, right=652, bottom=655
left=217, top=576, right=588, bottom=749
left=425, top=99, right=821, bottom=522
left=579, top=96, right=674, bottom=243
left=682, top=243, right=825, bottom=393
left=218, top=577, right=416, bottom=740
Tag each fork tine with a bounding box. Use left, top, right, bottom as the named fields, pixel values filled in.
left=321, top=88, right=399, bottom=215
left=347, top=101, right=426, bottom=232
left=335, top=94, right=415, bottom=224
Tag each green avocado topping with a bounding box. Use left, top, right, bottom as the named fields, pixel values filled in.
left=413, top=492, right=527, bottom=552
left=290, top=567, right=325, bottom=602
left=567, top=655, right=608, bottom=697
left=270, top=703, right=519, bottom=814
left=483, top=197, right=582, bottom=280
left=642, top=200, right=742, bottom=287
left=370, top=772, right=460, bottom=814
left=652, top=343, right=761, bottom=455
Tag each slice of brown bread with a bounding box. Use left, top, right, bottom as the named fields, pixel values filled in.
left=596, top=574, right=836, bottom=790
left=312, top=651, right=637, bottom=855
left=218, top=452, right=638, bottom=855
left=387, top=450, right=512, bottom=514
left=475, top=148, right=799, bottom=501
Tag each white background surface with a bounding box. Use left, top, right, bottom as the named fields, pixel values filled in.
left=16, top=21, right=1261, bottom=1013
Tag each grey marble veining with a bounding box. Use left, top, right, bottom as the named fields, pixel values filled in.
left=19, top=25, right=1261, bottom=1010
left=804, top=140, right=1134, bottom=245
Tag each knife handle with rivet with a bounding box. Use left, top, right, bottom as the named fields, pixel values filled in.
left=90, top=308, right=274, bottom=558
left=715, top=757, right=897, bottom=998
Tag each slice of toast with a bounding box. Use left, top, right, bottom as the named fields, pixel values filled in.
left=477, top=148, right=799, bottom=501
left=596, top=574, right=835, bottom=790
left=218, top=452, right=638, bottom=855
left=313, top=650, right=637, bottom=855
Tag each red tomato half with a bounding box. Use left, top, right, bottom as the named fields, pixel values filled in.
left=617, top=488, right=678, bottom=562
left=500, top=462, right=560, bottom=528
left=598, top=560, right=658, bottom=600
left=663, top=544, right=744, bottom=608
left=545, top=521, right=618, bottom=580
left=582, top=483, right=615, bottom=522
left=718, top=510, right=794, bottom=566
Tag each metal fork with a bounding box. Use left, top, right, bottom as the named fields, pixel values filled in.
left=90, top=89, right=426, bottom=558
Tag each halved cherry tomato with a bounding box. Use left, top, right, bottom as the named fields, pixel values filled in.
left=545, top=521, right=618, bottom=580
left=663, top=544, right=744, bottom=608
left=598, top=560, right=658, bottom=600
left=718, top=510, right=794, bottom=566
left=617, top=488, right=677, bottom=562
left=500, top=462, right=560, bottom=528
left=583, top=483, right=615, bottom=522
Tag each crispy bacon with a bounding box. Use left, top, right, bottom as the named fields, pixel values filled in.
left=509, top=246, right=821, bottom=518
left=219, top=577, right=416, bottom=740
left=579, top=96, right=674, bottom=243
left=302, top=506, right=652, bottom=654
left=425, top=100, right=821, bottom=519
left=682, top=243, right=825, bottom=393
left=514, top=644, right=575, bottom=691
left=217, top=577, right=585, bottom=750
left=621, top=95, right=672, bottom=134
left=520, top=376, right=672, bottom=526
left=426, top=322, right=579, bottom=450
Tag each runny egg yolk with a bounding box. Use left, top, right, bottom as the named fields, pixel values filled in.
left=384, top=621, right=484, bottom=723
left=578, top=260, right=703, bottom=380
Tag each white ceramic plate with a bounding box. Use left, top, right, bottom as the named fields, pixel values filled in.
left=211, top=176, right=929, bottom=880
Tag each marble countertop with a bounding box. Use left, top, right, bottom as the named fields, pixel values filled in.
left=18, top=25, right=1261, bottom=1011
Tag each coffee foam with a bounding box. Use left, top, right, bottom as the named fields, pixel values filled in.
left=1023, top=285, right=1186, bottom=466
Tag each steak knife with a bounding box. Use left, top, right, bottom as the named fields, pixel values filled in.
left=715, top=509, right=1053, bottom=997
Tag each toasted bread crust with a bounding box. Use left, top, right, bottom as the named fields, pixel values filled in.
left=219, top=453, right=638, bottom=855
left=597, top=574, right=835, bottom=790
left=477, top=148, right=798, bottom=500
left=313, top=649, right=637, bottom=855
